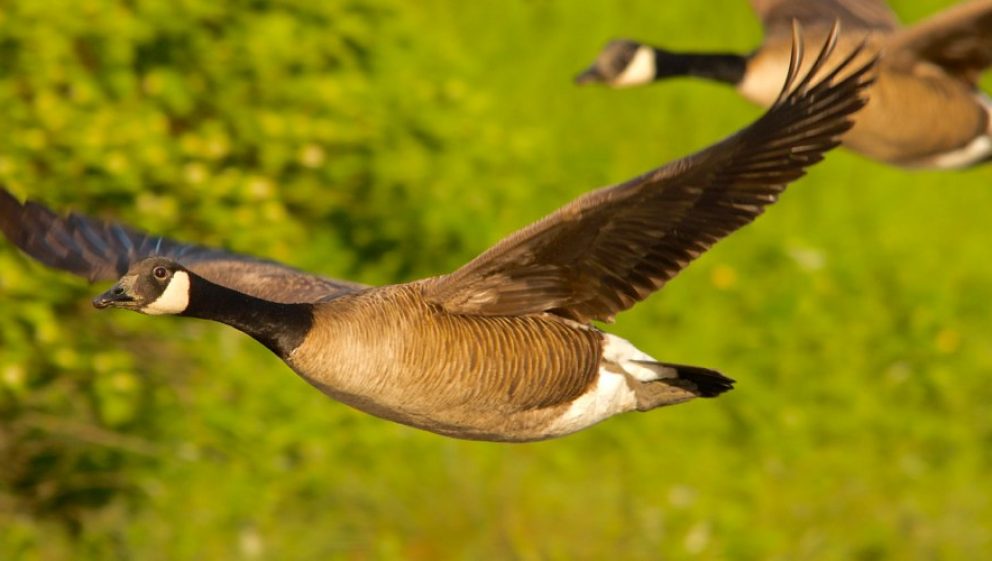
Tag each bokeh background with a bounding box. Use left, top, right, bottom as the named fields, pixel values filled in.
left=1, top=0, right=990, bottom=559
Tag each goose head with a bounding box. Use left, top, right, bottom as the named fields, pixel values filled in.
left=575, top=39, right=660, bottom=87
left=93, top=257, right=191, bottom=315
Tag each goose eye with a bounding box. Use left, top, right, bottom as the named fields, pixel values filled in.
left=153, top=266, right=169, bottom=280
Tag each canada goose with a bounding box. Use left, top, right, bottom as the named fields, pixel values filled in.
left=0, top=30, right=874, bottom=442
left=576, top=0, right=992, bottom=169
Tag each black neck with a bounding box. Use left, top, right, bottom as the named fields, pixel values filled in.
left=180, top=274, right=314, bottom=359
left=652, top=49, right=747, bottom=85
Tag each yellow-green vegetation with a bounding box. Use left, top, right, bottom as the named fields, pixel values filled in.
left=1, top=0, right=990, bottom=559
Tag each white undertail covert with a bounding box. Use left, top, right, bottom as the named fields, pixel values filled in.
left=546, top=334, right=671, bottom=436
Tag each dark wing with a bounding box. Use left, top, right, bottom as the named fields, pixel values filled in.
left=752, top=0, right=900, bottom=37
left=425, top=25, right=875, bottom=324
left=0, top=189, right=366, bottom=303
left=883, top=0, right=992, bottom=84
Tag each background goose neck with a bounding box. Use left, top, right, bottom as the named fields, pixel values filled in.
left=656, top=49, right=748, bottom=85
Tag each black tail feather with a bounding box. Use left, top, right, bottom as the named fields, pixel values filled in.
left=672, top=363, right=734, bottom=397
left=634, top=360, right=735, bottom=397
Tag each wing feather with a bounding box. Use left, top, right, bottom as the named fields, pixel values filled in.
left=883, top=0, right=992, bottom=84
left=426, top=24, right=876, bottom=323
left=0, top=189, right=365, bottom=303
left=751, top=0, right=900, bottom=37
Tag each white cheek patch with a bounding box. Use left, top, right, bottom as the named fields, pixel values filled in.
left=614, top=45, right=657, bottom=87
left=142, top=271, right=191, bottom=315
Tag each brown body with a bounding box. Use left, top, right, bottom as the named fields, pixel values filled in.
left=844, top=65, right=987, bottom=166
left=292, top=282, right=606, bottom=441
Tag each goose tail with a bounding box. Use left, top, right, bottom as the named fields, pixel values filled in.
left=634, top=361, right=735, bottom=397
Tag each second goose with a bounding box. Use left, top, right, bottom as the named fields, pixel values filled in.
left=577, top=0, right=992, bottom=169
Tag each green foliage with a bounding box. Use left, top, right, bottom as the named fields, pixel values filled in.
left=1, top=0, right=991, bottom=559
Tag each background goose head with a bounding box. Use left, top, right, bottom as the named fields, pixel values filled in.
left=575, top=39, right=658, bottom=87
left=93, top=258, right=192, bottom=316
left=576, top=39, right=747, bottom=88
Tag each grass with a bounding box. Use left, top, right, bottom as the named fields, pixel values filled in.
left=1, top=1, right=990, bottom=559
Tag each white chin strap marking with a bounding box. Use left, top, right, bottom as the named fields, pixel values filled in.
left=614, top=45, right=656, bottom=87
left=142, top=271, right=191, bottom=315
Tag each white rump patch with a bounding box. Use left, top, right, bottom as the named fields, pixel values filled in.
left=546, top=368, right=638, bottom=437
left=913, top=93, right=992, bottom=169
left=614, top=45, right=657, bottom=87
left=545, top=334, right=668, bottom=436
left=601, top=333, right=672, bottom=381
left=142, top=270, right=191, bottom=315
left=929, top=135, right=992, bottom=169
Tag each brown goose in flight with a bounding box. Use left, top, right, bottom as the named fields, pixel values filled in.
left=577, top=0, right=992, bottom=169
left=1, top=29, right=874, bottom=441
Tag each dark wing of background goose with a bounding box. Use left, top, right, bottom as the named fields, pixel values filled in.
left=753, top=0, right=900, bottom=38
left=883, top=0, right=992, bottom=84
left=428, top=28, right=876, bottom=324
left=0, top=189, right=366, bottom=303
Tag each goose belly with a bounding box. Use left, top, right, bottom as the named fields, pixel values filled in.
left=285, top=292, right=618, bottom=441
left=842, top=73, right=992, bottom=168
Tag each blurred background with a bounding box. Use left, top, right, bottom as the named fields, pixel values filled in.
left=0, top=0, right=990, bottom=559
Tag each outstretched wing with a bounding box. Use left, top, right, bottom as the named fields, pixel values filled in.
left=884, top=0, right=992, bottom=85
left=752, top=0, right=900, bottom=38
left=425, top=25, right=875, bottom=324
left=0, top=189, right=365, bottom=303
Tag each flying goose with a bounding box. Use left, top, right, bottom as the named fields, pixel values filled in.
left=0, top=30, right=874, bottom=442
left=576, top=0, right=992, bottom=169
